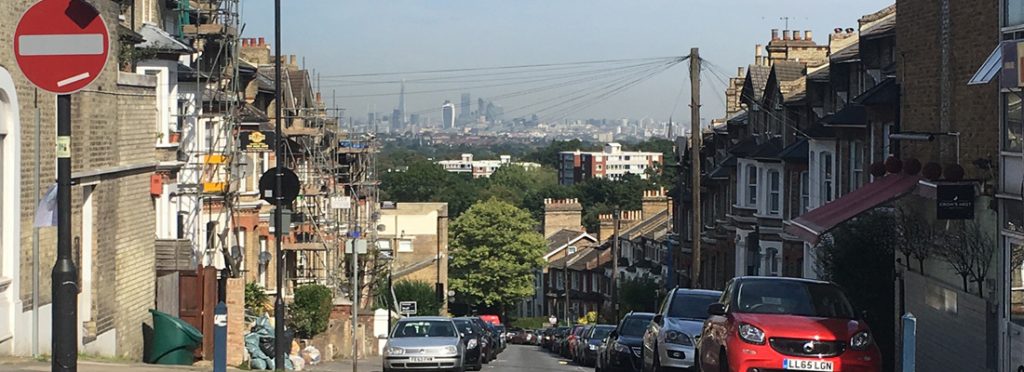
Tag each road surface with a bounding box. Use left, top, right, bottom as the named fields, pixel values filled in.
left=308, top=344, right=588, bottom=372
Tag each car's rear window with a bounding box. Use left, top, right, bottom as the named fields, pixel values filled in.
left=394, top=320, right=458, bottom=338
left=668, top=294, right=720, bottom=320
left=619, top=316, right=653, bottom=337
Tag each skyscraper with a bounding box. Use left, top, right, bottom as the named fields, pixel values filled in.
left=460, top=93, right=471, bottom=123
left=398, top=79, right=406, bottom=125
left=391, top=109, right=402, bottom=133
left=442, top=100, right=456, bottom=129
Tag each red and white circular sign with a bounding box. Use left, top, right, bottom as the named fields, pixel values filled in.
left=14, top=0, right=110, bottom=94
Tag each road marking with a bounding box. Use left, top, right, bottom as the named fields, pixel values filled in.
left=57, top=72, right=90, bottom=87
left=18, top=34, right=104, bottom=56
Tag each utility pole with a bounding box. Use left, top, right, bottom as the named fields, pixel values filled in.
left=273, top=0, right=286, bottom=369
left=563, top=260, right=569, bottom=326
left=610, top=210, right=621, bottom=318
left=689, top=48, right=703, bottom=289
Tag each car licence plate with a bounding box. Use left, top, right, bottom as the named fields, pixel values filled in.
left=410, top=357, right=433, bottom=362
left=783, top=359, right=834, bottom=371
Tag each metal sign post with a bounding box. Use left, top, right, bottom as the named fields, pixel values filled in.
left=213, top=302, right=228, bottom=372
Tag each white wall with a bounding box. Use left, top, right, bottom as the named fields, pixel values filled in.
left=0, top=66, right=20, bottom=353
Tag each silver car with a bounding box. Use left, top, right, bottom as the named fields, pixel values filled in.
left=642, top=288, right=722, bottom=371
left=384, top=317, right=466, bottom=372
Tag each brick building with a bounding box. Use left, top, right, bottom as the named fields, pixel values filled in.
left=0, top=0, right=160, bottom=359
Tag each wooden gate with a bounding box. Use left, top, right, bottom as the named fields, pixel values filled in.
left=179, top=266, right=217, bottom=359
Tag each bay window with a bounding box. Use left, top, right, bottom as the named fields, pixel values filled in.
left=799, top=171, right=809, bottom=214
left=820, top=152, right=834, bottom=203
left=850, top=141, right=864, bottom=190
left=768, top=169, right=781, bottom=215
left=1008, top=0, right=1024, bottom=27
left=1005, top=93, right=1023, bottom=152
left=747, top=164, right=758, bottom=206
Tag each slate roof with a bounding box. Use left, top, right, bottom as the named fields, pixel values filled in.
left=727, top=111, right=749, bottom=126
left=745, top=65, right=772, bottom=102
left=861, top=14, right=896, bottom=40
left=831, top=43, right=861, bottom=64
left=773, top=61, right=806, bottom=82
left=779, top=139, right=809, bottom=162
left=853, top=78, right=899, bottom=106
left=546, top=229, right=588, bottom=254
left=138, top=23, right=192, bottom=53
left=750, top=138, right=784, bottom=161
left=728, top=138, right=759, bottom=157
left=824, top=104, right=867, bottom=126
left=805, top=121, right=837, bottom=138
left=808, top=65, right=831, bottom=82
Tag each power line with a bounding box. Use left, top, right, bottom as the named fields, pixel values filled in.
left=318, top=56, right=684, bottom=78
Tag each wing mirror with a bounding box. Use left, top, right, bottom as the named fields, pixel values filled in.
left=707, top=302, right=727, bottom=316
left=653, top=314, right=664, bottom=325
left=608, top=330, right=618, bottom=339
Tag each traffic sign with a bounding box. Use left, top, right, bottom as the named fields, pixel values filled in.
left=258, top=167, right=300, bottom=205
left=14, top=0, right=110, bottom=94
left=399, top=301, right=417, bottom=315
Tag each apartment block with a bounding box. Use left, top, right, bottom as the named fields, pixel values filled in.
left=558, top=143, right=663, bottom=185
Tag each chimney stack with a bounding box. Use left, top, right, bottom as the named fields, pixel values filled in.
left=783, top=30, right=792, bottom=40
left=755, top=44, right=763, bottom=65
left=737, top=67, right=745, bottom=77
left=771, top=29, right=780, bottom=41
left=805, top=30, right=813, bottom=41
left=289, top=55, right=297, bottom=66
left=793, top=30, right=802, bottom=40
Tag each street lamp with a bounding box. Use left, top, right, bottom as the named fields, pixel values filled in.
left=889, top=131, right=961, bottom=163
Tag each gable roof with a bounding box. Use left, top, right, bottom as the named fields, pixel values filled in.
left=773, top=61, right=806, bottom=83
left=544, top=230, right=598, bottom=260
left=742, top=65, right=771, bottom=104
left=137, top=23, right=192, bottom=54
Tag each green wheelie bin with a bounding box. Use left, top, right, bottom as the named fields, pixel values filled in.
left=145, top=309, right=203, bottom=365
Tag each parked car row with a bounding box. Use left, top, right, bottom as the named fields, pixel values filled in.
left=382, top=315, right=508, bottom=372
left=541, top=276, right=883, bottom=372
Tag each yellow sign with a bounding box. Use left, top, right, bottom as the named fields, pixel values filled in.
left=56, top=136, right=71, bottom=158
left=241, top=131, right=271, bottom=152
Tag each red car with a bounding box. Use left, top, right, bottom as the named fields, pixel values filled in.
left=697, top=277, right=881, bottom=372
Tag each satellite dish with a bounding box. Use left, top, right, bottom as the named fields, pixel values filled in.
left=258, top=251, right=272, bottom=265
left=377, top=224, right=386, bottom=232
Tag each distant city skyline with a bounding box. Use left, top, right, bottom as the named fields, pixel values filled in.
left=242, top=0, right=892, bottom=121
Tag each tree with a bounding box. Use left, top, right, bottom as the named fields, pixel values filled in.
left=895, top=205, right=938, bottom=273
left=814, top=210, right=896, bottom=370
left=1013, top=242, right=1024, bottom=273
left=389, top=280, right=442, bottom=316
left=289, top=284, right=333, bottom=339
left=939, top=221, right=996, bottom=296
left=380, top=160, right=451, bottom=202
left=449, top=199, right=548, bottom=313
left=617, top=276, right=661, bottom=316
left=245, top=282, right=270, bottom=316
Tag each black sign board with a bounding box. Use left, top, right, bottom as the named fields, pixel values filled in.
left=937, top=184, right=974, bottom=220
left=259, top=167, right=300, bottom=205
left=240, top=131, right=274, bottom=152
left=399, top=301, right=417, bottom=315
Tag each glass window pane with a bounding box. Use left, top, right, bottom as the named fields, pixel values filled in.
left=1007, top=199, right=1024, bottom=234
left=1006, top=94, right=1023, bottom=152
left=1008, top=0, right=1024, bottom=27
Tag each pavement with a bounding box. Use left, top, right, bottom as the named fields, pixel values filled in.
left=0, top=345, right=584, bottom=372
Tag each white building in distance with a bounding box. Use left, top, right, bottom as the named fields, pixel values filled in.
left=437, top=154, right=541, bottom=178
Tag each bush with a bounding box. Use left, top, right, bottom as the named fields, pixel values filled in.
left=289, top=284, right=333, bottom=339
left=390, top=280, right=442, bottom=316
left=245, top=282, right=270, bottom=316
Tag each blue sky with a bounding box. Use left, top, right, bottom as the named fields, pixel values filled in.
left=241, top=0, right=893, bottom=123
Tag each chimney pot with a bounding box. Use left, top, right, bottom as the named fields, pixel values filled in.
left=737, top=67, right=745, bottom=77
left=771, top=29, right=780, bottom=40
left=793, top=30, right=802, bottom=40
left=783, top=30, right=791, bottom=40
left=805, top=30, right=813, bottom=40
left=834, top=27, right=843, bottom=34
left=845, top=27, right=855, bottom=34
left=290, top=55, right=297, bottom=66
left=258, top=37, right=266, bottom=46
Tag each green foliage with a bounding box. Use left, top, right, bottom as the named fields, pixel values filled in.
left=289, top=284, right=333, bottom=339
left=617, top=276, right=662, bottom=316
left=386, top=280, right=442, bottom=316
left=815, top=210, right=895, bottom=370
left=510, top=317, right=550, bottom=329
left=245, top=282, right=270, bottom=316
left=449, top=199, right=548, bottom=310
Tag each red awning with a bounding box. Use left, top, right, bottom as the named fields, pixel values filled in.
left=785, top=173, right=920, bottom=244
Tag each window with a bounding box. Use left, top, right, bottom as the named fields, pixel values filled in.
left=882, top=124, right=893, bottom=158
left=1008, top=0, right=1024, bottom=27
left=850, top=141, right=864, bottom=189
left=820, top=152, right=834, bottom=203
left=398, top=239, right=413, bottom=252
left=799, top=171, right=809, bottom=214
left=764, top=248, right=780, bottom=276
left=1004, top=199, right=1024, bottom=234
left=1005, top=93, right=1023, bottom=152
left=768, top=170, right=781, bottom=215
left=567, top=245, right=577, bottom=255
left=571, top=272, right=579, bottom=290
left=747, top=165, right=758, bottom=206
left=258, top=236, right=268, bottom=286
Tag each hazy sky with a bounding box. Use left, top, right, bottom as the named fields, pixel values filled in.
left=241, top=1, right=892, bottom=123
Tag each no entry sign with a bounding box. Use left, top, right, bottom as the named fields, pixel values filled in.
left=14, top=0, right=110, bottom=94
